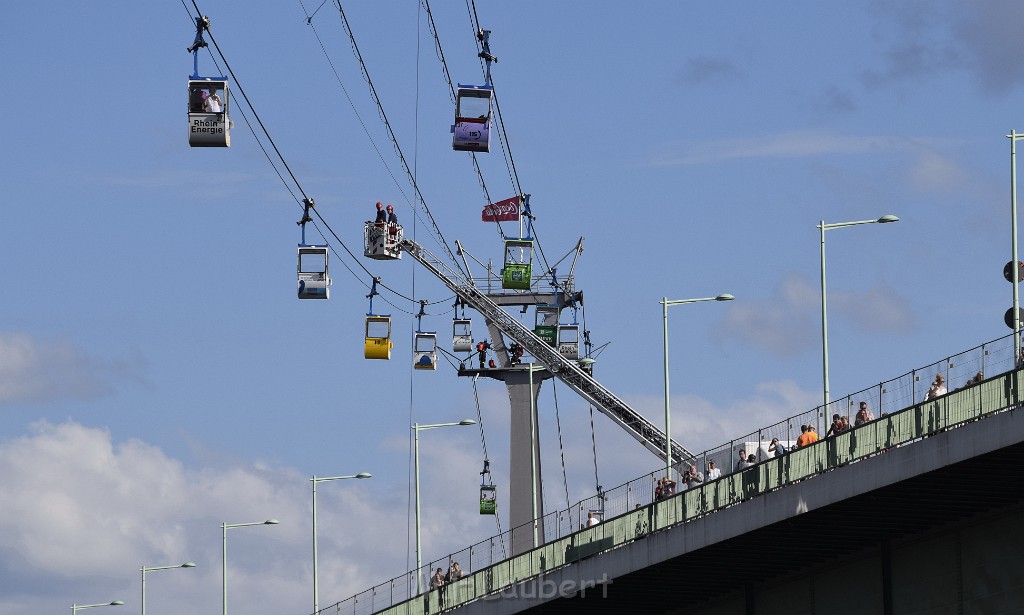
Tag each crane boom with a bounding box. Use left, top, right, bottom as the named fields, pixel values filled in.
left=400, top=238, right=697, bottom=467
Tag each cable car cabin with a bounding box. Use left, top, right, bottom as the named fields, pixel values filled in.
left=452, top=85, right=492, bottom=153
left=297, top=246, right=331, bottom=299
left=534, top=305, right=560, bottom=348
left=558, top=325, right=580, bottom=360
left=188, top=79, right=230, bottom=147
left=413, top=332, right=437, bottom=370
left=363, top=222, right=403, bottom=260
left=452, top=319, right=473, bottom=353
left=365, top=315, right=393, bottom=360
left=479, top=485, right=496, bottom=515
left=501, top=239, right=533, bottom=290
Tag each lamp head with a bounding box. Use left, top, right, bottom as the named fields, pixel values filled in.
left=877, top=215, right=899, bottom=223
left=458, top=419, right=476, bottom=426
left=110, top=602, right=125, bottom=606
left=714, top=294, right=735, bottom=301
left=181, top=562, right=197, bottom=568
left=355, top=472, right=372, bottom=479
left=264, top=519, right=279, bottom=525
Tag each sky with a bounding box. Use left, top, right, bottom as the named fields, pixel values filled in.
left=2, top=1, right=1024, bottom=614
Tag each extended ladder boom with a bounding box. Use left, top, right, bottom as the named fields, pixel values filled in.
left=400, top=239, right=697, bottom=467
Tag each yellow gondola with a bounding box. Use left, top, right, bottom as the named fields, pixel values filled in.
left=365, top=315, right=393, bottom=360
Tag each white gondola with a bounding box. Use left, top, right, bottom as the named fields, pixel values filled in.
left=413, top=332, right=438, bottom=370
left=453, top=319, right=473, bottom=353
left=364, top=222, right=403, bottom=260
left=558, top=325, right=580, bottom=360
left=188, top=79, right=230, bottom=147
left=297, top=246, right=330, bottom=299
left=452, top=85, right=492, bottom=153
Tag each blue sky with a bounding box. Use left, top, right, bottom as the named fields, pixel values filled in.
left=3, top=1, right=1024, bottom=614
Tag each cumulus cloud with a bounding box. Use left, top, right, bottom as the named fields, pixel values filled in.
left=0, top=421, right=408, bottom=615
left=717, top=274, right=914, bottom=356
left=623, top=379, right=820, bottom=462
left=0, top=332, right=145, bottom=405
left=0, top=418, right=523, bottom=615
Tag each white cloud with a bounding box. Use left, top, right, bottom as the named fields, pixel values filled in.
left=0, top=332, right=145, bottom=405
left=718, top=274, right=914, bottom=356
left=0, top=421, right=407, bottom=615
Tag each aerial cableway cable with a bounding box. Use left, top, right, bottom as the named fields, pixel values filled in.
left=458, top=0, right=553, bottom=277
left=183, top=1, right=431, bottom=313
left=319, top=0, right=466, bottom=278
left=421, top=0, right=504, bottom=248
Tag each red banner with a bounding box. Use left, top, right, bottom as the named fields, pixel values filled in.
left=482, top=196, right=520, bottom=222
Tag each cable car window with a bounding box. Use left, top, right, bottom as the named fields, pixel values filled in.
left=414, top=333, right=436, bottom=353
left=366, top=318, right=390, bottom=339
left=188, top=82, right=227, bottom=114
left=457, top=92, right=490, bottom=121
left=299, top=251, right=327, bottom=274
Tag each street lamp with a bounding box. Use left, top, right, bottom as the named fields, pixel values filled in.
left=71, top=601, right=124, bottom=615
left=412, top=419, right=475, bottom=593
left=141, top=562, right=195, bottom=615
left=818, top=215, right=899, bottom=413
left=312, top=472, right=372, bottom=613
left=1008, top=131, right=1023, bottom=355
left=222, top=519, right=278, bottom=615
left=661, top=294, right=735, bottom=477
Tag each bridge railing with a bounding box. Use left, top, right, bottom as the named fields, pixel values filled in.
left=319, top=333, right=1021, bottom=615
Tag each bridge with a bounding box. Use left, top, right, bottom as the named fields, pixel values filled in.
left=323, top=340, right=1024, bottom=614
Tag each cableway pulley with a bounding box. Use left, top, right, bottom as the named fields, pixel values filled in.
left=186, top=16, right=231, bottom=147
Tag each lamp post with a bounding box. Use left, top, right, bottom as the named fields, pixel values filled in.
left=141, top=562, right=195, bottom=615
left=661, top=294, right=735, bottom=477
left=818, top=215, right=899, bottom=413
left=71, top=601, right=124, bottom=615
left=1008, top=131, right=1022, bottom=355
left=312, top=472, right=372, bottom=614
left=222, top=519, right=278, bottom=615
left=413, top=419, right=475, bottom=593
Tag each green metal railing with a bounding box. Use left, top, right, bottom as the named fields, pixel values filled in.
left=320, top=334, right=1022, bottom=615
